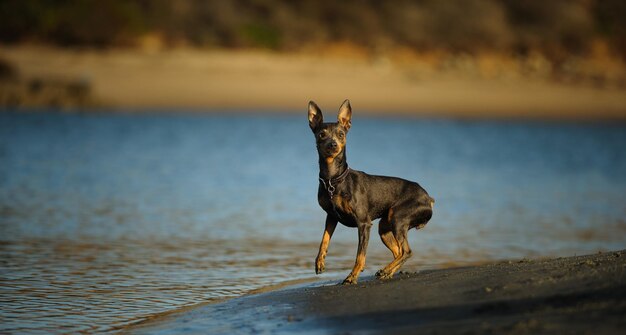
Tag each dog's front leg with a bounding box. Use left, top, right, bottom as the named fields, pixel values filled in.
left=343, top=221, right=372, bottom=284
left=315, top=215, right=337, bottom=274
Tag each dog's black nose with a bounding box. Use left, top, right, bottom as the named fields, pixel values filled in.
left=327, top=141, right=338, bottom=150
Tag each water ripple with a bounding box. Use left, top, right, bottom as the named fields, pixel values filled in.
left=1, top=112, right=625, bottom=333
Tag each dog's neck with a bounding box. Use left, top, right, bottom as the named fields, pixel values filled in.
left=319, top=150, right=348, bottom=181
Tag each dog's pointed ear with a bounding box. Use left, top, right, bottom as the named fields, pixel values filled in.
left=308, top=101, right=323, bottom=131
left=337, top=99, right=352, bottom=131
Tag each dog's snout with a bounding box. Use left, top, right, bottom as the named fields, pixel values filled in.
left=327, top=141, right=338, bottom=150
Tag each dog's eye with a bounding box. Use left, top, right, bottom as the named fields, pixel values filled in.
left=319, top=132, right=327, bottom=139
left=337, top=131, right=345, bottom=139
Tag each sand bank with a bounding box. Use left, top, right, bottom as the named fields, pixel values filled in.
left=1, top=46, right=625, bottom=119
left=127, top=250, right=626, bottom=334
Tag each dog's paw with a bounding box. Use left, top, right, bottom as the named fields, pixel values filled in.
left=315, top=259, right=325, bottom=274
left=375, top=269, right=393, bottom=280
left=342, top=276, right=358, bottom=285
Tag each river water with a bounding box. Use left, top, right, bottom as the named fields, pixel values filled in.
left=1, top=111, right=625, bottom=333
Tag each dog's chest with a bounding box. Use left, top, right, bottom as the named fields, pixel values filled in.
left=318, top=188, right=357, bottom=225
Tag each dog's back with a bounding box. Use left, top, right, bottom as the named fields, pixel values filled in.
left=341, top=170, right=433, bottom=226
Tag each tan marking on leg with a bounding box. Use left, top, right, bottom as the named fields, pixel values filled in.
left=386, top=239, right=412, bottom=275
left=344, top=223, right=371, bottom=284
left=378, top=209, right=400, bottom=258
left=353, top=252, right=366, bottom=273
left=378, top=228, right=411, bottom=279
left=380, top=232, right=401, bottom=258
left=318, top=229, right=332, bottom=257
left=315, top=217, right=337, bottom=274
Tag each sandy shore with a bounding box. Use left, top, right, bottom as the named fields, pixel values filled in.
left=126, top=250, right=626, bottom=334
left=1, top=46, right=625, bottom=119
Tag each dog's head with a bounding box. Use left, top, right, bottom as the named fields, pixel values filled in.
left=308, top=99, right=352, bottom=162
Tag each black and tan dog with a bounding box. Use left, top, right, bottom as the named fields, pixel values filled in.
left=309, top=99, right=434, bottom=284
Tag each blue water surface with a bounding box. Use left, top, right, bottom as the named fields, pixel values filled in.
left=1, top=111, right=625, bottom=333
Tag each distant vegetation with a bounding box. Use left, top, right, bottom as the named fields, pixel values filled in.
left=1, top=0, right=625, bottom=62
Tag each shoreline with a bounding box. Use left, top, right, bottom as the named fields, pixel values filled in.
left=114, top=276, right=324, bottom=333
left=1, top=46, right=625, bottom=120
left=126, top=250, right=626, bottom=334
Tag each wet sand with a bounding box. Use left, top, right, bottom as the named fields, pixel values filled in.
left=2, top=46, right=625, bottom=119
left=127, top=250, right=626, bottom=334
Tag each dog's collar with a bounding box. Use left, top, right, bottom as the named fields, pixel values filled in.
left=319, top=166, right=351, bottom=199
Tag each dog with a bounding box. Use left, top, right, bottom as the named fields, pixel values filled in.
left=309, top=99, right=434, bottom=284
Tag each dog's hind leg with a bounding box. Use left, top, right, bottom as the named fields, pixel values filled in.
left=378, top=204, right=433, bottom=279
left=378, top=209, right=401, bottom=259
left=376, top=209, right=402, bottom=278
left=376, top=217, right=412, bottom=280
left=385, top=230, right=412, bottom=276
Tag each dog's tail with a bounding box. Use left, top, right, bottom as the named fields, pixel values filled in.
left=413, top=194, right=434, bottom=230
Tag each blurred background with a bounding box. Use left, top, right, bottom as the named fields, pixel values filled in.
left=0, top=0, right=625, bottom=117
left=1, top=1, right=625, bottom=334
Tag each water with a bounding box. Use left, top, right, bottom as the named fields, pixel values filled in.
left=1, top=111, right=625, bottom=333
